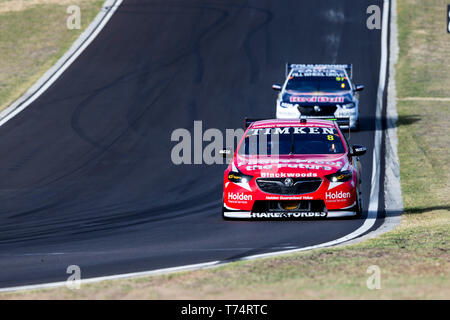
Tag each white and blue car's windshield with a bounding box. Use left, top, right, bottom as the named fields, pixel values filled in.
left=285, top=76, right=350, bottom=92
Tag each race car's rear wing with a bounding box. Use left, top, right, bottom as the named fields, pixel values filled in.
left=297, top=116, right=350, bottom=129
left=245, top=117, right=266, bottom=129
left=285, top=63, right=353, bottom=79
left=244, top=117, right=350, bottom=129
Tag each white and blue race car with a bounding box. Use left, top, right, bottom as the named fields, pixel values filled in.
left=272, top=64, right=364, bottom=130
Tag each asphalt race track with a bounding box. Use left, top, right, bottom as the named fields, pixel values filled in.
left=0, top=0, right=386, bottom=288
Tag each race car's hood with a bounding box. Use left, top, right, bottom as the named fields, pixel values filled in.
left=234, top=153, right=349, bottom=178
left=281, top=90, right=353, bottom=105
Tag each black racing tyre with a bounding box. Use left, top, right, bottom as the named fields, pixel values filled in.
left=222, top=206, right=230, bottom=220
left=351, top=119, right=360, bottom=132
left=352, top=187, right=363, bottom=218
left=222, top=195, right=232, bottom=220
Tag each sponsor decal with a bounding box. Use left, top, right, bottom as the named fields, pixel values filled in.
left=251, top=123, right=334, bottom=129
left=251, top=212, right=327, bottom=218
left=325, top=191, right=351, bottom=200
left=335, top=109, right=354, bottom=116
left=237, top=159, right=344, bottom=174
left=280, top=102, right=294, bottom=108
left=228, top=192, right=252, bottom=201
left=291, top=71, right=346, bottom=77
left=289, top=96, right=345, bottom=103
left=277, top=110, right=297, bottom=117
left=265, top=195, right=313, bottom=200
left=249, top=127, right=335, bottom=135
left=238, top=159, right=342, bottom=167
left=228, top=173, right=240, bottom=180
left=260, top=172, right=318, bottom=178
left=246, top=163, right=332, bottom=171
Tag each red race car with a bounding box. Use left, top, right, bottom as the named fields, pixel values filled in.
left=221, top=119, right=366, bottom=219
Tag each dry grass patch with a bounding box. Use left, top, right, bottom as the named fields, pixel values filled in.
left=0, top=0, right=103, bottom=113
left=397, top=100, right=449, bottom=209
left=0, top=0, right=86, bottom=13
left=396, top=0, right=450, bottom=97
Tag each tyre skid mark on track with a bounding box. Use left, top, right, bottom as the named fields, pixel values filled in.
left=0, top=246, right=301, bottom=257
left=0, top=194, right=219, bottom=245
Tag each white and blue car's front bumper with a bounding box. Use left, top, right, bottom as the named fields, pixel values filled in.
left=276, top=100, right=359, bottom=130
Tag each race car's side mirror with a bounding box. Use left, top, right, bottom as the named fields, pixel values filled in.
left=219, top=148, right=233, bottom=158
left=272, top=84, right=282, bottom=91
left=355, top=84, right=364, bottom=91
left=350, top=144, right=367, bottom=156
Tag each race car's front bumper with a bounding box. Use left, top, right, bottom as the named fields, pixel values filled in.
left=276, top=103, right=359, bottom=129
left=223, top=174, right=359, bottom=219
left=223, top=209, right=357, bottom=219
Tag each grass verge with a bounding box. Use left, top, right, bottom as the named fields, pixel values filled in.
left=0, top=0, right=104, bottom=114
left=0, top=0, right=448, bottom=299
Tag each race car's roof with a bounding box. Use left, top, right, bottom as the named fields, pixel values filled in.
left=250, top=119, right=336, bottom=129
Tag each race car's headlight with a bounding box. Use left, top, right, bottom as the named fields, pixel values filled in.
left=341, top=103, right=355, bottom=109
left=228, top=172, right=253, bottom=184
left=325, top=170, right=352, bottom=182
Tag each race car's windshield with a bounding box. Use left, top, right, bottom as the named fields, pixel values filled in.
left=238, top=127, right=345, bottom=155
left=285, top=76, right=350, bottom=92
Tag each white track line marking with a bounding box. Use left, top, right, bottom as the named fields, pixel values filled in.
left=0, top=261, right=223, bottom=293
left=0, top=0, right=390, bottom=292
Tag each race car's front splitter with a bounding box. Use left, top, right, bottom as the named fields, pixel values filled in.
left=223, top=210, right=357, bottom=219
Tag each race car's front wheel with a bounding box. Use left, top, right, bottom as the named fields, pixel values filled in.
left=352, top=187, right=363, bottom=218
left=351, top=119, right=360, bottom=132
left=222, top=193, right=233, bottom=220
left=221, top=192, right=228, bottom=220
left=222, top=205, right=230, bottom=220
